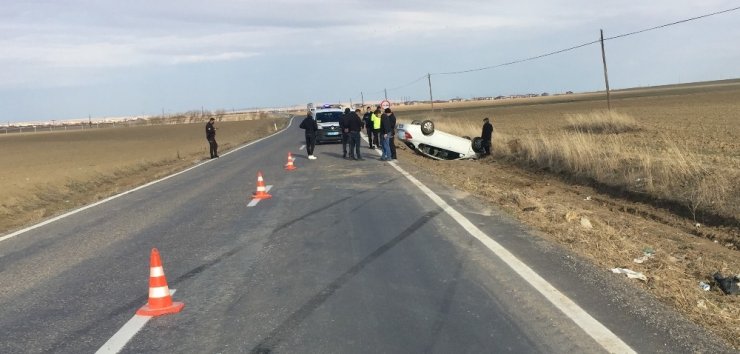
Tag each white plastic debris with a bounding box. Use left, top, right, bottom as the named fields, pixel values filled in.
left=580, top=217, right=593, bottom=229
left=633, top=255, right=650, bottom=264
left=634, top=248, right=655, bottom=264
left=699, top=282, right=710, bottom=291
left=611, top=268, right=647, bottom=281
left=584, top=196, right=591, bottom=201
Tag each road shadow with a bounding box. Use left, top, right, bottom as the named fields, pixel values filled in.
left=250, top=208, right=443, bottom=353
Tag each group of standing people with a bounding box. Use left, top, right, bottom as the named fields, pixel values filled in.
left=339, top=108, right=365, bottom=160
left=299, top=105, right=398, bottom=161
left=361, top=106, right=397, bottom=160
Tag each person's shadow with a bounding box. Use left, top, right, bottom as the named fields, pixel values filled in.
left=320, top=151, right=346, bottom=159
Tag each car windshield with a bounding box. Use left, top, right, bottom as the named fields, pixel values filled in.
left=315, top=111, right=342, bottom=123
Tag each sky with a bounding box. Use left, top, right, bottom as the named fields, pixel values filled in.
left=0, top=0, right=738, bottom=123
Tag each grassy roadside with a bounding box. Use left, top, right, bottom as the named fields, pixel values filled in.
left=0, top=116, right=290, bottom=234
left=429, top=113, right=739, bottom=229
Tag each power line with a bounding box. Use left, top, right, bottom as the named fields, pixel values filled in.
left=387, top=74, right=428, bottom=91
left=432, top=5, right=740, bottom=76
left=433, top=39, right=600, bottom=76
left=357, top=5, right=739, bottom=101
left=605, top=6, right=740, bottom=41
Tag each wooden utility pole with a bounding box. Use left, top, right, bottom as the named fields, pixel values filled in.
left=600, top=29, right=611, bottom=111
left=427, top=73, right=434, bottom=111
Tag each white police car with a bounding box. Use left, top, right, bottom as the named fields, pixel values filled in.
left=309, top=104, right=345, bottom=144
left=397, top=120, right=484, bottom=160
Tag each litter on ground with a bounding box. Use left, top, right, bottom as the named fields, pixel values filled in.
left=611, top=267, right=647, bottom=281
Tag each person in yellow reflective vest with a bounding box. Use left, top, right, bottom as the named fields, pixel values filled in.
left=371, top=107, right=382, bottom=150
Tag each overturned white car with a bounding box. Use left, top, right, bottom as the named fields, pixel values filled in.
left=397, top=120, right=484, bottom=160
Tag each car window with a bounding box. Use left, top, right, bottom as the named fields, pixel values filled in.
left=315, top=111, right=342, bottom=123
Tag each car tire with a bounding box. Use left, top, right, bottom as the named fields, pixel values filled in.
left=472, top=137, right=485, bottom=153
left=420, top=120, right=435, bottom=136
left=411, top=120, right=421, bottom=125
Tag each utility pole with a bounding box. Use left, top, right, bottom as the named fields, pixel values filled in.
left=384, top=88, right=388, bottom=101
left=600, top=29, right=611, bottom=111
left=360, top=92, right=364, bottom=107
left=427, top=73, right=434, bottom=111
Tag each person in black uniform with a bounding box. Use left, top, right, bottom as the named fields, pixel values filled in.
left=481, top=117, right=494, bottom=156
left=384, top=108, right=397, bottom=159
left=205, top=117, right=218, bottom=158
left=300, top=112, right=319, bottom=159
left=362, top=106, right=374, bottom=148
left=348, top=108, right=364, bottom=160
left=340, top=108, right=351, bottom=158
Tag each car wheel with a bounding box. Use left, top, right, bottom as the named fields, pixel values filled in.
left=420, top=120, right=435, bottom=136
left=472, top=137, right=485, bottom=153
left=411, top=120, right=421, bottom=125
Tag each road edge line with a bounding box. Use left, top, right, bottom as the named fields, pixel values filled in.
left=95, top=289, right=177, bottom=354
left=388, top=161, right=636, bottom=354
left=0, top=116, right=295, bottom=243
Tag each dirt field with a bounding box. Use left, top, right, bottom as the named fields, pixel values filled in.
left=0, top=116, right=289, bottom=234
left=393, top=81, right=740, bottom=348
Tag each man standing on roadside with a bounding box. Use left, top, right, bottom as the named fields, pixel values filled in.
left=300, top=112, right=319, bottom=159
left=481, top=117, right=494, bottom=156
left=348, top=108, right=364, bottom=160
left=362, top=106, right=374, bottom=148
left=380, top=109, right=393, bottom=161
left=340, top=108, right=351, bottom=159
left=384, top=108, right=397, bottom=160
left=205, top=117, right=218, bottom=159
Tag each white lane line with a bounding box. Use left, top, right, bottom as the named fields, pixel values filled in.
left=247, top=185, right=273, bottom=207
left=299, top=144, right=306, bottom=151
left=0, top=117, right=295, bottom=243
left=96, top=290, right=177, bottom=354
left=388, top=160, right=635, bottom=353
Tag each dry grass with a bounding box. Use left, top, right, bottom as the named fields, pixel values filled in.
left=0, top=116, right=289, bottom=233
left=402, top=106, right=740, bottom=225
left=565, top=110, right=641, bottom=134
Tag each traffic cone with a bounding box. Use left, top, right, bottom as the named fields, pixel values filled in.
left=252, top=171, right=272, bottom=199
left=285, top=152, right=297, bottom=171
left=136, top=248, right=184, bottom=317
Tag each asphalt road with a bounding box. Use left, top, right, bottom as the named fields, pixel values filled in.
left=0, top=117, right=733, bottom=353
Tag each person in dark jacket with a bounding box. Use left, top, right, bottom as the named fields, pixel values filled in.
left=481, top=117, right=494, bottom=156
left=385, top=108, right=397, bottom=159
left=362, top=106, right=374, bottom=148
left=300, top=112, right=319, bottom=159
left=205, top=117, right=218, bottom=159
left=347, top=108, right=364, bottom=160
left=379, top=109, right=394, bottom=161
left=340, top=108, right=351, bottom=158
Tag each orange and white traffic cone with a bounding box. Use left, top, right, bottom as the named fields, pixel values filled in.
left=252, top=171, right=272, bottom=199
left=285, top=152, right=297, bottom=171
left=136, top=248, right=184, bottom=317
